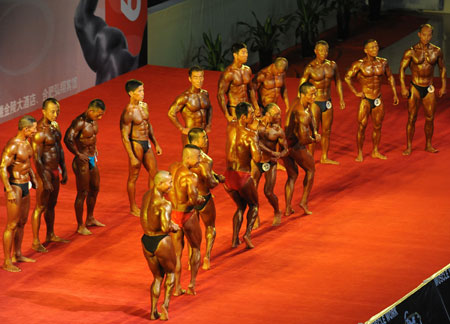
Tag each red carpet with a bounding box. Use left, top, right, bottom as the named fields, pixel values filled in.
left=0, top=65, right=449, bottom=324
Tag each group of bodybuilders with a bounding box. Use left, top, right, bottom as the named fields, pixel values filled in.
left=0, top=24, right=446, bottom=320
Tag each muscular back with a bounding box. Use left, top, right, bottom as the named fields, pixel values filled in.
left=228, top=126, right=261, bottom=172
left=190, top=152, right=217, bottom=195
left=168, top=162, right=199, bottom=210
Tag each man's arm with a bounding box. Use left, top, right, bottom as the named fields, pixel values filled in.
left=399, top=49, right=412, bottom=98
left=296, top=111, right=317, bottom=146
left=281, top=75, right=290, bottom=112
left=120, top=110, right=140, bottom=165
left=247, top=67, right=260, bottom=116
left=64, top=118, right=89, bottom=162
left=299, top=65, right=311, bottom=86
left=437, top=48, right=447, bottom=97
left=217, top=71, right=233, bottom=122
left=56, top=126, right=68, bottom=184
left=333, top=62, right=345, bottom=109
left=167, top=93, right=189, bottom=134
left=192, top=162, right=218, bottom=189
left=345, top=61, right=364, bottom=98
left=148, top=121, right=162, bottom=155
left=31, top=132, right=52, bottom=191
left=204, top=91, right=213, bottom=133
left=184, top=173, right=202, bottom=206
left=0, top=142, right=17, bottom=203
left=277, top=131, right=289, bottom=158
left=384, top=61, right=399, bottom=105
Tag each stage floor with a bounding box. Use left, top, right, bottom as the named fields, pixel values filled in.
left=0, top=64, right=449, bottom=323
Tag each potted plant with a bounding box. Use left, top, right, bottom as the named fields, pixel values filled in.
left=293, top=0, right=334, bottom=57
left=193, top=31, right=230, bottom=71
left=238, top=11, right=292, bottom=69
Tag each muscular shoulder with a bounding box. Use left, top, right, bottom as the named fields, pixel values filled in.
left=3, top=137, right=20, bottom=155
left=430, top=43, right=442, bottom=53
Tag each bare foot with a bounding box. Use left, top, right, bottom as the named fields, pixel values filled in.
left=77, top=225, right=92, bottom=235
left=32, top=242, right=48, bottom=253
left=130, top=207, right=140, bottom=217
left=252, top=217, right=260, bottom=230
left=320, top=157, right=339, bottom=165
left=2, top=262, right=21, bottom=272
left=299, top=202, right=313, bottom=215
left=402, top=147, right=412, bottom=156
left=85, top=218, right=105, bottom=227
left=425, top=146, right=439, bottom=153
left=276, top=162, right=286, bottom=171
left=159, top=305, right=169, bottom=321
left=173, top=288, right=186, bottom=297
left=243, top=234, right=254, bottom=249
left=186, top=286, right=196, bottom=296
left=355, top=153, right=363, bottom=162
left=14, top=255, right=36, bottom=263
left=46, top=234, right=69, bottom=243
left=150, top=310, right=160, bottom=320
left=231, top=238, right=242, bottom=248
left=285, top=206, right=294, bottom=216
left=202, top=257, right=210, bottom=270
left=371, top=151, right=387, bottom=160
left=272, top=212, right=282, bottom=226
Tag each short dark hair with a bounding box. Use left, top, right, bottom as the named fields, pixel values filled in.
left=125, top=79, right=143, bottom=94
left=363, top=39, right=377, bottom=48
left=18, top=115, right=36, bottom=130
left=419, top=23, right=433, bottom=33
left=42, top=98, right=59, bottom=110
left=231, top=42, right=247, bottom=54
left=298, top=82, right=314, bottom=96
left=235, top=102, right=251, bottom=119
left=263, top=103, right=277, bottom=116
left=315, top=40, right=329, bottom=48
left=187, top=127, right=206, bottom=143
left=189, top=65, right=203, bottom=77
left=88, top=99, right=106, bottom=111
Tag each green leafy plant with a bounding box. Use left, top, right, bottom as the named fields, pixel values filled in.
left=238, top=11, right=293, bottom=69
left=193, top=31, right=230, bottom=71
left=294, top=0, right=335, bottom=57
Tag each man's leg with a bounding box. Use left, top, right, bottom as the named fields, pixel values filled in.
left=199, top=199, right=216, bottom=270
left=403, top=87, right=420, bottom=155
left=321, top=108, right=339, bottom=164
left=155, top=236, right=177, bottom=320
left=226, top=188, right=247, bottom=247
left=142, top=246, right=164, bottom=320
left=239, top=178, right=259, bottom=249
left=183, top=212, right=202, bottom=295
left=3, top=186, right=24, bottom=272
left=356, top=100, right=370, bottom=162
left=423, top=93, right=438, bottom=153
left=86, top=166, right=104, bottom=227
left=143, top=146, right=158, bottom=192
left=45, top=176, right=68, bottom=243
left=291, top=148, right=315, bottom=215
left=13, top=193, right=35, bottom=264
left=170, top=230, right=185, bottom=296
left=128, top=141, right=143, bottom=216
left=283, top=155, right=298, bottom=216
left=263, top=165, right=281, bottom=225
left=371, top=103, right=386, bottom=159
left=73, top=158, right=91, bottom=235
left=31, top=177, right=49, bottom=252
left=307, top=103, right=321, bottom=156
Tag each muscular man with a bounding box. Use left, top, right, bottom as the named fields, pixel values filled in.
left=283, top=82, right=320, bottom=216
left=345, top=39, right=399, bottom=162
left=74, top=0, right=147, bottom=84
left=187, top=128, right=224, bottom=270
left=121, top=79, right=162, bottom=216
left=253, top=57, right=290, bottom=112
left=399, top=24, right=447, bottom=155
left=299, top=40, right=345, bottom=164
left=1, top=115, right=38, bottom=272
left=64, top=99, right=106, bottom=235
left=168, top=145, right=204, bottom=296
left=217, top=43, right=260, bottom=122
left=141, top=171, right=179, bottom=321
left=224, top=102, right=261, bottom=249
left=168, top=66, right=213, bottom=151
left=253, top=104, right=288, bottom=226
left=31, top=98, right=69, bottom=253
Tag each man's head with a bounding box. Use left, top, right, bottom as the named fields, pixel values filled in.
left=363, top=39, right=379, bottom=57
left=265, top=103, right=281, bottom=125
left=273, top=57, right=288, bottom=74
left=18, top=115, right=37, bottom=137
left=231, top=42, right=248, bottom=64
left=188, top=65, right=204, bottom=89
left=298, top=82, right=316, bottom=105
left=86, top=99, right=106, bottom=121
left=235, top=101, right=254, bottom=125
left=182, top=144, right=201, bottom=168
left=125, top=79, right=144, bottom=101
left=188, top=128, right=208, bottom=150
left=154, top=170, right=172, bottom=194
left=42, top=98, right=60, bottom=123
left=418, top=24, right=433, bottom=45
left=314, top=40, right=329, bottom=61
